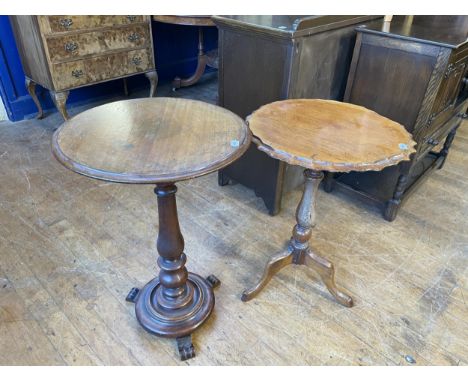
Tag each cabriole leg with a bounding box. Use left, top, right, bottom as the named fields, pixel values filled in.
left=145, top=70, right=158, bottom=97
left=50, top=90, right=70, bottom=120
left=25, top=78, right=44, bottom=119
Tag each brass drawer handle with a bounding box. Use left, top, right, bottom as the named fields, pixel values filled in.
left=59, top=18, right=73, bottom=29
left=64, top=42, right=78, bottom=52
left=127, top=16, right=137, bottom=22
left=132, top=56, right=142, bottom=65
left=128, top=33, right=140, bottom=42
left=427, top=113, right=436, bottom=126
left=71, top=69, right=84, bottom=78
left=427, top=137, right=439, bottom=146
left=444, top=63, right=455, bottom=78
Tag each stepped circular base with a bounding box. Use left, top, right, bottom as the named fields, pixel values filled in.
left=135, top=273, right=215, bottom=338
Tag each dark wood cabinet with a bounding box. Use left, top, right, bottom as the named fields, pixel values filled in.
left=213, top=15, right=382, bottom=215
left=324, top=16, right=468, bottom=221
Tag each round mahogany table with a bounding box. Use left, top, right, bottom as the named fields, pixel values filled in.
left=52, top=97, right=250, bottom=360
left=241, top=99, right=416, bottom=307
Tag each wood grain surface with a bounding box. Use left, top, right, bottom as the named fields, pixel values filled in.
left=52, top=98, right=250, bottom=183
left=247, top=99, right=416, bottom=172
left=1, top=79, right=466, bottom=365
left=152, top=15, right=215, bottom=27
left=45, top=24, right=151, bottom=63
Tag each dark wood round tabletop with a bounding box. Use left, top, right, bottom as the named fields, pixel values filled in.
left=52, top=97, right=251, bottom=184
left=248, top=99, right=416, bottom=172
left=51, top=97, right=250, bottom=360
left=152, top=15, right=215, bottom=27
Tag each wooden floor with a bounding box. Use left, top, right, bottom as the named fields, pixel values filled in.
left=0, top=74, right=467, bottom=365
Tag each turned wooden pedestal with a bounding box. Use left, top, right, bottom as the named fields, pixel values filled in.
left=133, top=183, right=215, bottom=360
left=242, top=169, right=353, bottom=307
left=51, top=97, right=250, bottom=360
left=242, top=99, right=416, bottom=307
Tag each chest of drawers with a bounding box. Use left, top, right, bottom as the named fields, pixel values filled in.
left=10, top=15, right=158, bottom=120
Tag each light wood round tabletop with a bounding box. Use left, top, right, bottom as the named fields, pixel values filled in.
left=247, top=99, right=416, bottom=172
left=52, top=98, right=250, bottom=183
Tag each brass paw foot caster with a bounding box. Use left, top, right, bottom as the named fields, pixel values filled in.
left=125, top=287, right=140, bottom=303
left=206, top=274, right=221, bottom=289
left=177, top=335, right=195, bottom=361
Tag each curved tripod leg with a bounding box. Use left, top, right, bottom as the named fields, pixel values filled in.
left=304, top=250, right=353, bottom=307
left=241, top=248, right=293, bottom=302
left=172, top=27, right=207, bottom=90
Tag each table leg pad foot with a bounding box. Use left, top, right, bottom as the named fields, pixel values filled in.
left=125, top=287, right=140, bottom=303
left=240, top=292, right=249, bottom=302
left=177, top=335, right=195, bottom=361
left=206, top=274, right=221, bottom=289
left=172, top=77, right=182, bottom=90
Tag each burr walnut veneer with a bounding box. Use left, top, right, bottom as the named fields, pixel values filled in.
left=242, top=99, right=416, bottom=307
left=51, top=98, right=250, bottom=360
left=10, top=15, right=158, bottom=120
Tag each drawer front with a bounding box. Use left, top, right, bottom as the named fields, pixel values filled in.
left=416, top=106, right=464, bottom=160
left=50, top=60, right=88, bottom=89
left=45, top=24, right=151, bottom=63
left=51, top=48, right=153, bottom=90
left=44, top=15, right=146, bottom=34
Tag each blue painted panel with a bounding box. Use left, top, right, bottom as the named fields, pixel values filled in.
left=0, top=16, right=218, bottom=121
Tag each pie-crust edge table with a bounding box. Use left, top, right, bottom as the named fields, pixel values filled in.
left=51, top=97, right=251, bottom=360
left=241, top=99, right=416, bottom=307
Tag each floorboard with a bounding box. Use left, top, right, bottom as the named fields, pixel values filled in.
left=0, top=73, right=466, bottom=365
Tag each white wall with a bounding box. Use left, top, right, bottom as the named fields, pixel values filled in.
left=0, top=96, right=8, bottom=121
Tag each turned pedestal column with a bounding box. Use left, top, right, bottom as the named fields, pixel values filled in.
left=51, top=97, right=250, bottom=360
left=135, top=184, right=215, bottom=355
left=242, top=169, right=353, bottom=307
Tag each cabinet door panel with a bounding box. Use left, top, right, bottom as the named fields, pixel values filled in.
left=346, top=41, right=436, bottom=134
left=429, top=61, right=466, bottom=121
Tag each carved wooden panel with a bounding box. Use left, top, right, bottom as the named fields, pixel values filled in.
left=428, top=60, right=467, bottom=126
